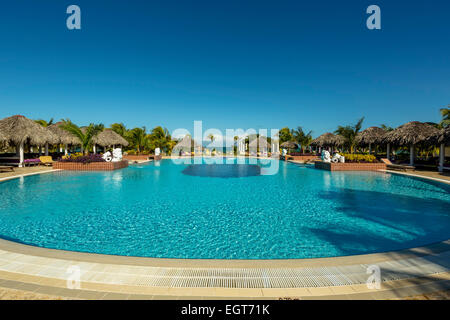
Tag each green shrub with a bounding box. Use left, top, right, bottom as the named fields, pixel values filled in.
left=342, top=153, right=376, bottom=163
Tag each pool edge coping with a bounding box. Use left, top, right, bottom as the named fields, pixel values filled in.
left=0, top=169, right=62, bottom=183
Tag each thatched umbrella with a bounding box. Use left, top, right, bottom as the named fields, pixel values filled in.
left=48, top=122, right=81, bottom=154
left=280, top=141, right=298, bottom=155
left=383, top=121, right=440, bottom=166
left=425, top=127, right=450, bottom=172
left=93, top=129, right=129, bottom=150
left=332, top=135, right=346, bottom=147
left=310, top=132, right=337, bottom=151
left=355, top=126, right=387, bottom=154
left=0, top=115, right=57, bottom=166
left=280, top=141, right=298, bottom=149
left=0, top=129, right=6, bottom=143
left=173, top=135, right=201, bottom=155
left=249, top=136, right=269, bottom=155
left=426, top=126, right=450, bottom=145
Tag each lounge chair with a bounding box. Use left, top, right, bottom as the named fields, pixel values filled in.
left=381, top=158, right=415, bottom=171
left=0, top=156, right=20, bottom=166
left=0, top=166, right=14, bottom=172
left=39, top=156, right=54, bottom=166
left=24, top=159, right=41, bottom=167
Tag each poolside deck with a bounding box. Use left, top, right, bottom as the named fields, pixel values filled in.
left=0, top=237, right=448, bottom=300
left=0, top=166, right=59, bottom=180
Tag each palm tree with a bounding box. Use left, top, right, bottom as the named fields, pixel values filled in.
left=149, top=126, right=173, bottom=153
left=279, top=127, right=293, bottom=144
left=60, top=119, right=104, bottom=155
left=334, top=117, right=365, bottom=153
left=35, top=118, right=54, bottom=127
left=291, top=127, right=313, bottom=153
left=128, top=127, right=149, bottom=153
left=110, top=123, right=129, bottom=138
left=207, top=134, right=215, bottom=143
left=440, top=106, right=450, bottom=128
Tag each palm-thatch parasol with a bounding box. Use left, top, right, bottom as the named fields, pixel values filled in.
left=425, top=126, right=450, bottom=146
left=0, top=115, right=57, bottom=146
left=355, top=127, right=387, bottom=146
left=355, top=126, right=388, bottom=154
left=0, top=129, right=6, bottom=143
left=383, top=121, right=439, bottom=146
left=279, top=140, right=298, bottom=155
left=93, top=129, right=129, bottom=147
left=383, top=121, right=440, bottom=166
left=425, top=126, right=450, bottom=172
left=48, top=122, right=81, bottom=146
left=249, top=136, right=269, bottom=148
left=0, top=115, right=57, bottom=166
left=173, top=135, right=201, bottom=154
left=280, top=141, right=298, bottom=149
left=249, top=136, right=269, bottom=154
left=332, top=135, right=346, bottom=147
left=310, top=133, right=336, bottom=148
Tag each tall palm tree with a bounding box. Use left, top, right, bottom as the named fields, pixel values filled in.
left=334, top=117, right=365, bottom=153
left=110, top=123, right=129, bottom=138
left=35, top=118, right=54, bottom=127
left=207, top=134, right=215, bottom=143
left=149, top=126, right=173, bottom=153
left=291, top=127, right=313, bottom=153
left=440, top=106, right=450, bottom=128
left=60, top=119, right=104, bottom=155
left=128, top=127, right=149, bottom=153
left=279, top=127, right=293, bottom=144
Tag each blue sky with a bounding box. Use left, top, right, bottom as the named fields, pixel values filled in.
left=0, top=0, right=448, bottom=138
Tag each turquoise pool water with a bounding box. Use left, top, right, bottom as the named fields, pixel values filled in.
left=0, top=158, right=449, bottom=259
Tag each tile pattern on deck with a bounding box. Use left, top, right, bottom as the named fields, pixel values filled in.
left=0, top=241, right=449, bottom=299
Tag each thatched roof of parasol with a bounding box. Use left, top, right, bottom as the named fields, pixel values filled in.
left=310, top=133, right=338, bottom=147
left=383, top=121, right=440, bottom=146
left=355, top=126, right=387, bottom=146
left=333, top=135, right=346, bottom=146
left=0, top=115, right=57, bottom=146
left=175, top=135, right=201, bottom=149
left=249, top=136, right=269, bottom=148
left=425, top=126, right=450, bottom=146
left=93, top=129, right=129, bottom=147
left=0, top=129, right=6, bottom=143
left=280, top=141, right=298, bottom=149
left=48, top=122, right=81, bottom=145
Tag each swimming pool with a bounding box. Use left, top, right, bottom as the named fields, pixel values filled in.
left=0, top=158, right=449, bottom=259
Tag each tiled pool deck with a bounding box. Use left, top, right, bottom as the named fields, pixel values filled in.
left=0, top=168, right=449, bottom=299
left=0, top=238, right=449, bottom=300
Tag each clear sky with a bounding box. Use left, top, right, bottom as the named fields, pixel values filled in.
left=0, top=0, right=449, bottom=138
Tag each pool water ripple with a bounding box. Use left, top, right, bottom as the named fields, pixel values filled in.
left=0, top=158, right=449, bottom=259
